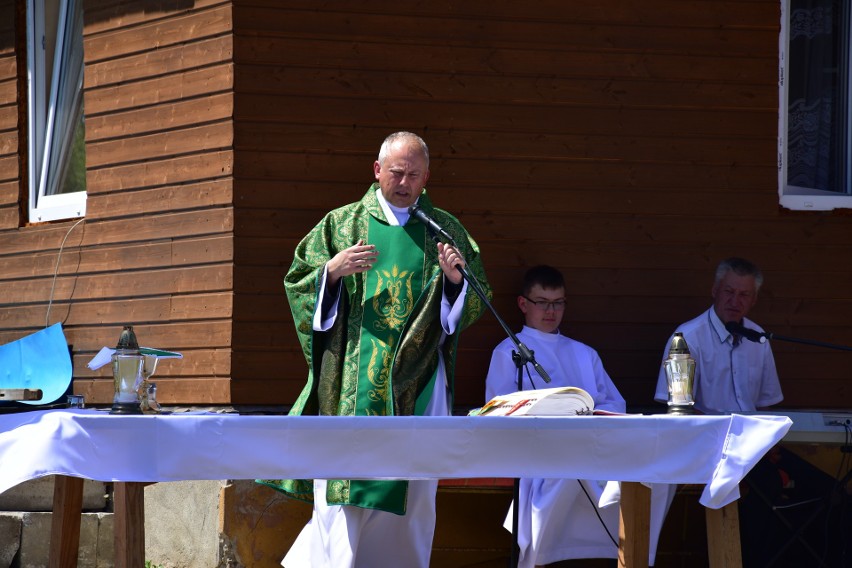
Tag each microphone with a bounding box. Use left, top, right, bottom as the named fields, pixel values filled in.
left=408, top=204, right=457, bottom=245
left=724, top=321, right=766, bottom=344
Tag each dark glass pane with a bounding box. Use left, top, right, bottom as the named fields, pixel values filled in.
left=786, top=0, right=849, bottom=193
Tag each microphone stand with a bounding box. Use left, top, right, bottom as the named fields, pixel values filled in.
left=425, top=228, right=551, bottom=568
left=761, top=330, right=852, bottom=352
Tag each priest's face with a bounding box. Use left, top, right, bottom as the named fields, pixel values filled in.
left=519, top=284, right=566, bottom=334
left=373, top=140, right=430, bottom=208
left=711, top=271, right=758, bottom=324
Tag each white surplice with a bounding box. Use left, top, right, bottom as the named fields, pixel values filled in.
left=486, top=326, right=675, bottom=567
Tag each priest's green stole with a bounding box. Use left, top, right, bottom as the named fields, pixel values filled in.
left=342, top=216, right=436, bottom=513
left=356, top=216, right=426, bottom=417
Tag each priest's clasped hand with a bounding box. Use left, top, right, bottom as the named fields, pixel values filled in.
left=437, top=242, right=465, bottom=285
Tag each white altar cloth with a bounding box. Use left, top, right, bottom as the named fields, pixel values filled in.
left=0, top=410, right=790, bottom=509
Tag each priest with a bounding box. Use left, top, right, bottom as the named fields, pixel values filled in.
left=260, top=131, right=490, bottom=568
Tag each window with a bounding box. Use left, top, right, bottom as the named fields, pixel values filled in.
left=779, top=0, right=852, bottom=210
left=27, top=0, right=86, bottom=222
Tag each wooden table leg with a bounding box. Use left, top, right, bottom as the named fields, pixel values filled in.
left=113, top=482, right=146, bottom=568
left=706, top=500, right=743, bottom=568
left=49, top=475, right=84, bottom=568
left=618, top=481, right=651, bottom=568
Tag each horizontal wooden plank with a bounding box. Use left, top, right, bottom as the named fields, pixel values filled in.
left=0, top=234, right=232, bottom=278
left=84, top=4, right=233, bottom=64
left=232, top=295, right=289, bottom=324
left=232, top=236, right=293, bottom=268
left=233, top=266, right=289, bottom=295
left=230, top=349, right=305, bottom=385
left=84, top=0, right=226, bottom=35
left=0, top=322, right=235, bottom=378
left=0, top=204, right=17, bottom=229
left=87, top=94, right=233, bottom=142
left=0, top=128, right=18, bottom=157
left=234, top=17, right=777, bottom=61
left=0, top=155, right=16, bottom=183
left=235, top=42, right=776, bottom=96
left=73, top=377, right=232, bottom=405
left=0, top=209, right=233, bottom=254
left=756, top=379, right=851, bottom=410
left=0, top=79, right=17, bottom=106
left=0, top=222, right=85, bottom=257
left=0, top=51, right=13, bottom=73
left=0, top=292, right=234, bottom=330
left=86, top=179, right=233, bottom=218
left=480, top=241, right=852, bottom=274
left=228, top=377, right=314, bottom=405
left=234, top=2, right=778, bottom=43
left=86, top=151, right=234, bottom=193
left=74, top=347, right=232, bottom=378
left=0, top=264, right=232, bottom=305
left=61, top=320, right=234, bottom=353
left=0, top=57, right=15, bottom=80
left=231, top=92, right=776, bottom=142
left=462, top=215, right=852, bottom=249
left=83, top=208, right=234, bottom=244
left=231, top=321, right=295, bottom=351
left=87, top=122, right=233, bottom=169
left=85, top=63, right=233, bottom=115
left=0, top=180, right=17, bottom=203
left=85, top=36, right=233, bottom=92
left=0, top=109, right=16, bottom=140
left=234, top=121, right=773, bottom=170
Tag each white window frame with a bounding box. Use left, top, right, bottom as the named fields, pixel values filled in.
left=778, top=0, right=852, bottom=211
left=26, top=0, right=87, bottom=222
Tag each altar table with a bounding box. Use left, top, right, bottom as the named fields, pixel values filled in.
left=0, top=409, right=792, bottom=567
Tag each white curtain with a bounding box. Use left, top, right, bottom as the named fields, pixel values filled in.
left=786, top=0, right=850, bottom=194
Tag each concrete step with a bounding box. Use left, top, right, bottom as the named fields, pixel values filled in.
left=0, top=477, right=108, bottom=512
left=0, top=511, right=113, bottom=568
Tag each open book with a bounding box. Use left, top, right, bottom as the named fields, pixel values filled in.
left=470, top=386, right=595, bottom=417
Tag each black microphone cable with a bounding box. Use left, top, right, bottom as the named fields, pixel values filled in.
left=577, top=479, right=620, bottom=549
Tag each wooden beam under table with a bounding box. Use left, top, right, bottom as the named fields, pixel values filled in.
left=618, top=481, right=651, bottom=568
left=49, top=475, right=84, bottom=568
left=114, top=482, right=146, bottom=568
left=706, top=500, right=743, bottom=568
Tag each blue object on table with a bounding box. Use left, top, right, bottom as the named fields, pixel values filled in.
left=0, top=323, right=73, bottom=406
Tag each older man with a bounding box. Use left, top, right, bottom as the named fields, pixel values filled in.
left=261, top=131, right=490, bottom=568
left=654, top=256, right=782, bottom=414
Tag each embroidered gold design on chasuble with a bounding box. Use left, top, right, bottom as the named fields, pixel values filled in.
left=372, top=266, right=415, bottom=331
left=366, top=336, right=393, bottom=412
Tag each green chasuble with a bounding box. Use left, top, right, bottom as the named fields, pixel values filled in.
left=258, top=184, right=490, bottom=514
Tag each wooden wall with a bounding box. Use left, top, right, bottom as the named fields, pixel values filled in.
left=1, top=0, right=849, bottom=411
left=0, top=0, right=236, bottom=405
left=0, top=0, right=18, bottom=231
left=230, top=0, right=851, bottom=411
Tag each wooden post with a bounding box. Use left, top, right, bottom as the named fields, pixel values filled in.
left=113, top=482, right=146, bottom=568
left=618, top=481, right=651, bottom=568
left=48, top=475, right=84, bottom=568
left=706, top=501, right=743, bottom=568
